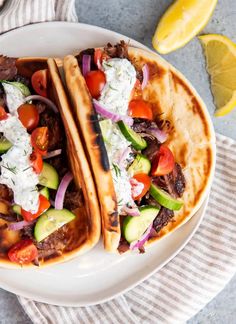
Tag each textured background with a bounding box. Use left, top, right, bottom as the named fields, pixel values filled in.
left=0, top=0, right=236, bottom=323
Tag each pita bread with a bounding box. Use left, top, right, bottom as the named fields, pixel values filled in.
left=0, top=57, right=101, bottom=268
left=64, top=45, right=215, bottom=252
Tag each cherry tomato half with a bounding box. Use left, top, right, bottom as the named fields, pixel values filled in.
left=94, top=49, right=109, bottom=68
left=21, top=194, right=50, bottom=222
left=30, top=151, right=43, bottom=174
left=17, top=104, right=39, bottom=131
left=31, top=69, right=48, bottom=97
left=130, top=173, right=151, bottom=201
left=94, top=49, right=103, bottom=68
left=8, top=239, right=38, bottom=265
left=128, top=99, right=153, bottom=120
left=0, top=106, right=8, bottom=120
left=85, top=70, right=106, bottom=99
left=31, top=127, right=49, bottom=155
left=151, top=146, right=175, bottom=176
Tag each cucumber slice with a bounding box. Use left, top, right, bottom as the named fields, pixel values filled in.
left=2, top=81, right=31, bottom=97
left=12, top=204, right=21, bottom=215
left=34, top=208, right=76, bottom=242
left=117, top=121, right=147, bottom=150
left=150, top=184, right=183, bottom=211
left=39, top=187, right=50, bottom=200
left=99, top=119, right=113, bottom=143
left=39, top=162, right=59, bottom=190
left=123, top=205, right=160, bottom=243
left=128, top=154, right=151, bottom=176
left=0, top=136, right=12, bottom=153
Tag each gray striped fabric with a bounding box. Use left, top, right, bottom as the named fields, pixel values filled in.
left=18, top=133, right=236, bottom=323
left=1, top=1, right=236, bottom=323
left=0, top=0, right=77, bottom=34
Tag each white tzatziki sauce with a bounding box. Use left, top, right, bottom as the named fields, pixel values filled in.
left=98, top=58, right=137, bottom=211
left=0, top=116, right=39, bottom=213
left=99, top=58, right=136, bottom=116
left=2, top=83, right=25, bottom=115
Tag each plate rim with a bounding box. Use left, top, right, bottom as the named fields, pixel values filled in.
left=0, top=21, right=214, bottom=307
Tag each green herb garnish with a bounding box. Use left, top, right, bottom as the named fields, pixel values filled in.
left=112, top=163, right=121, bottom=178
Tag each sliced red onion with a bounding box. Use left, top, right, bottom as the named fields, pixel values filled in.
left=8, top=220, right=35, bottom=231
left=117, top=146, right=132, bottom=168
left=93, top=99, right=133, bottom=126
left=24, top=95, right=58, bottom=113
left=121, top=204, right=140, bottom=216
left=147, top=127, right=167, bottom=143
left=50, top=199, right=55, bottom=207
left=55, top=172, right=73, bottom=210
left=43, top=149, right=62, bottom=160
left=141, top=64, right=149, bottom=90
left=130, top=223, right=153, bottom=250
left=149, top=227, right=159, bottom=238
left=82, top=54, right=91, bottom=76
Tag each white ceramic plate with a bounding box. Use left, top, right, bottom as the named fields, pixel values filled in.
left=0, top=22, right=211, bottom=306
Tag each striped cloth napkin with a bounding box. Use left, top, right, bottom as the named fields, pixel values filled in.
left=0, top=0, right=77, bottom=33
left=18, top=134, right=236, bottom=323
left=1, top=1, right=236, bottom=323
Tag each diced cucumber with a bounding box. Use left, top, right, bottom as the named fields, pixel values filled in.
left=117, top=121, right=147, bottom=150
left=128, top=154, right=151, bottom=176
left=39, top=187, right=50, bottom=200
left=99, top=119, right=113, bottom=143
left=34, top=208, right=76, bottom=242
left=123, top=205, right=160, bottom=243
left=39, top=162, right=59, bottom=190
left=2, top=81, right=30, bottom=97
left=150, top=184, right=183, bottom=211
left=12, top=204, right=22, bottom=215
left=0, top=136, right=12, bottom=153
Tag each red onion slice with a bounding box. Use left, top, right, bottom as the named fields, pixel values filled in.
left=130, top=223, right=153, bottom=250
left=121, top=204, right=140, bottom=216
left=8, top=220, right=35, bottom=231
left=147, top=127, right=167, bottom=143
left=117, top=146, right=132, bottom=168
left=43, top=149, right=62, bottom=160
left=82, top=54, right=91, bottom=76
left=141, top=64, right=149, bottom=90
left=55, top=172, right=73, bottom=210
left=24, top=95, right=58, bottom=113
left=93, top=99, right=133, bottom=126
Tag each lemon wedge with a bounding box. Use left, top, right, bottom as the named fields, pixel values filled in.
left=152, top=0, right=218, bottom=54
left=199, top=34, right=236, bottom=117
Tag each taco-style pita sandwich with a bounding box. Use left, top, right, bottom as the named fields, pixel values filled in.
left=0, top=56, right=100, bottom=267
left=64, top=42, right=215, bottom=254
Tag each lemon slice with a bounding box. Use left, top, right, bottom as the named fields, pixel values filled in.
left=152, top=0, right=218, bottom=54
left=199, top=34, right=236, bottom=117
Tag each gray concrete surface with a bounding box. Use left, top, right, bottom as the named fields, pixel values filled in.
left=0, top=0, right=236, bottom=323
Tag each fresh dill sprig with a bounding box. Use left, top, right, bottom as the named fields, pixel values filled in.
left=103, top=61, right=112, bottom=68
left=1, top=164, right=17, bottom=174
left=112, top=163, right=121, bottom=177
left=117, top=199, right=124, bottom=207
left=109, top=85, right=118, bottom=91
left=23, top=166, right=32, bottom=172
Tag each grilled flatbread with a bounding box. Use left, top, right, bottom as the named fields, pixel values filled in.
left=64, top=44, right=215, bottom=253
left=0, top=57, right=100, bottom=268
